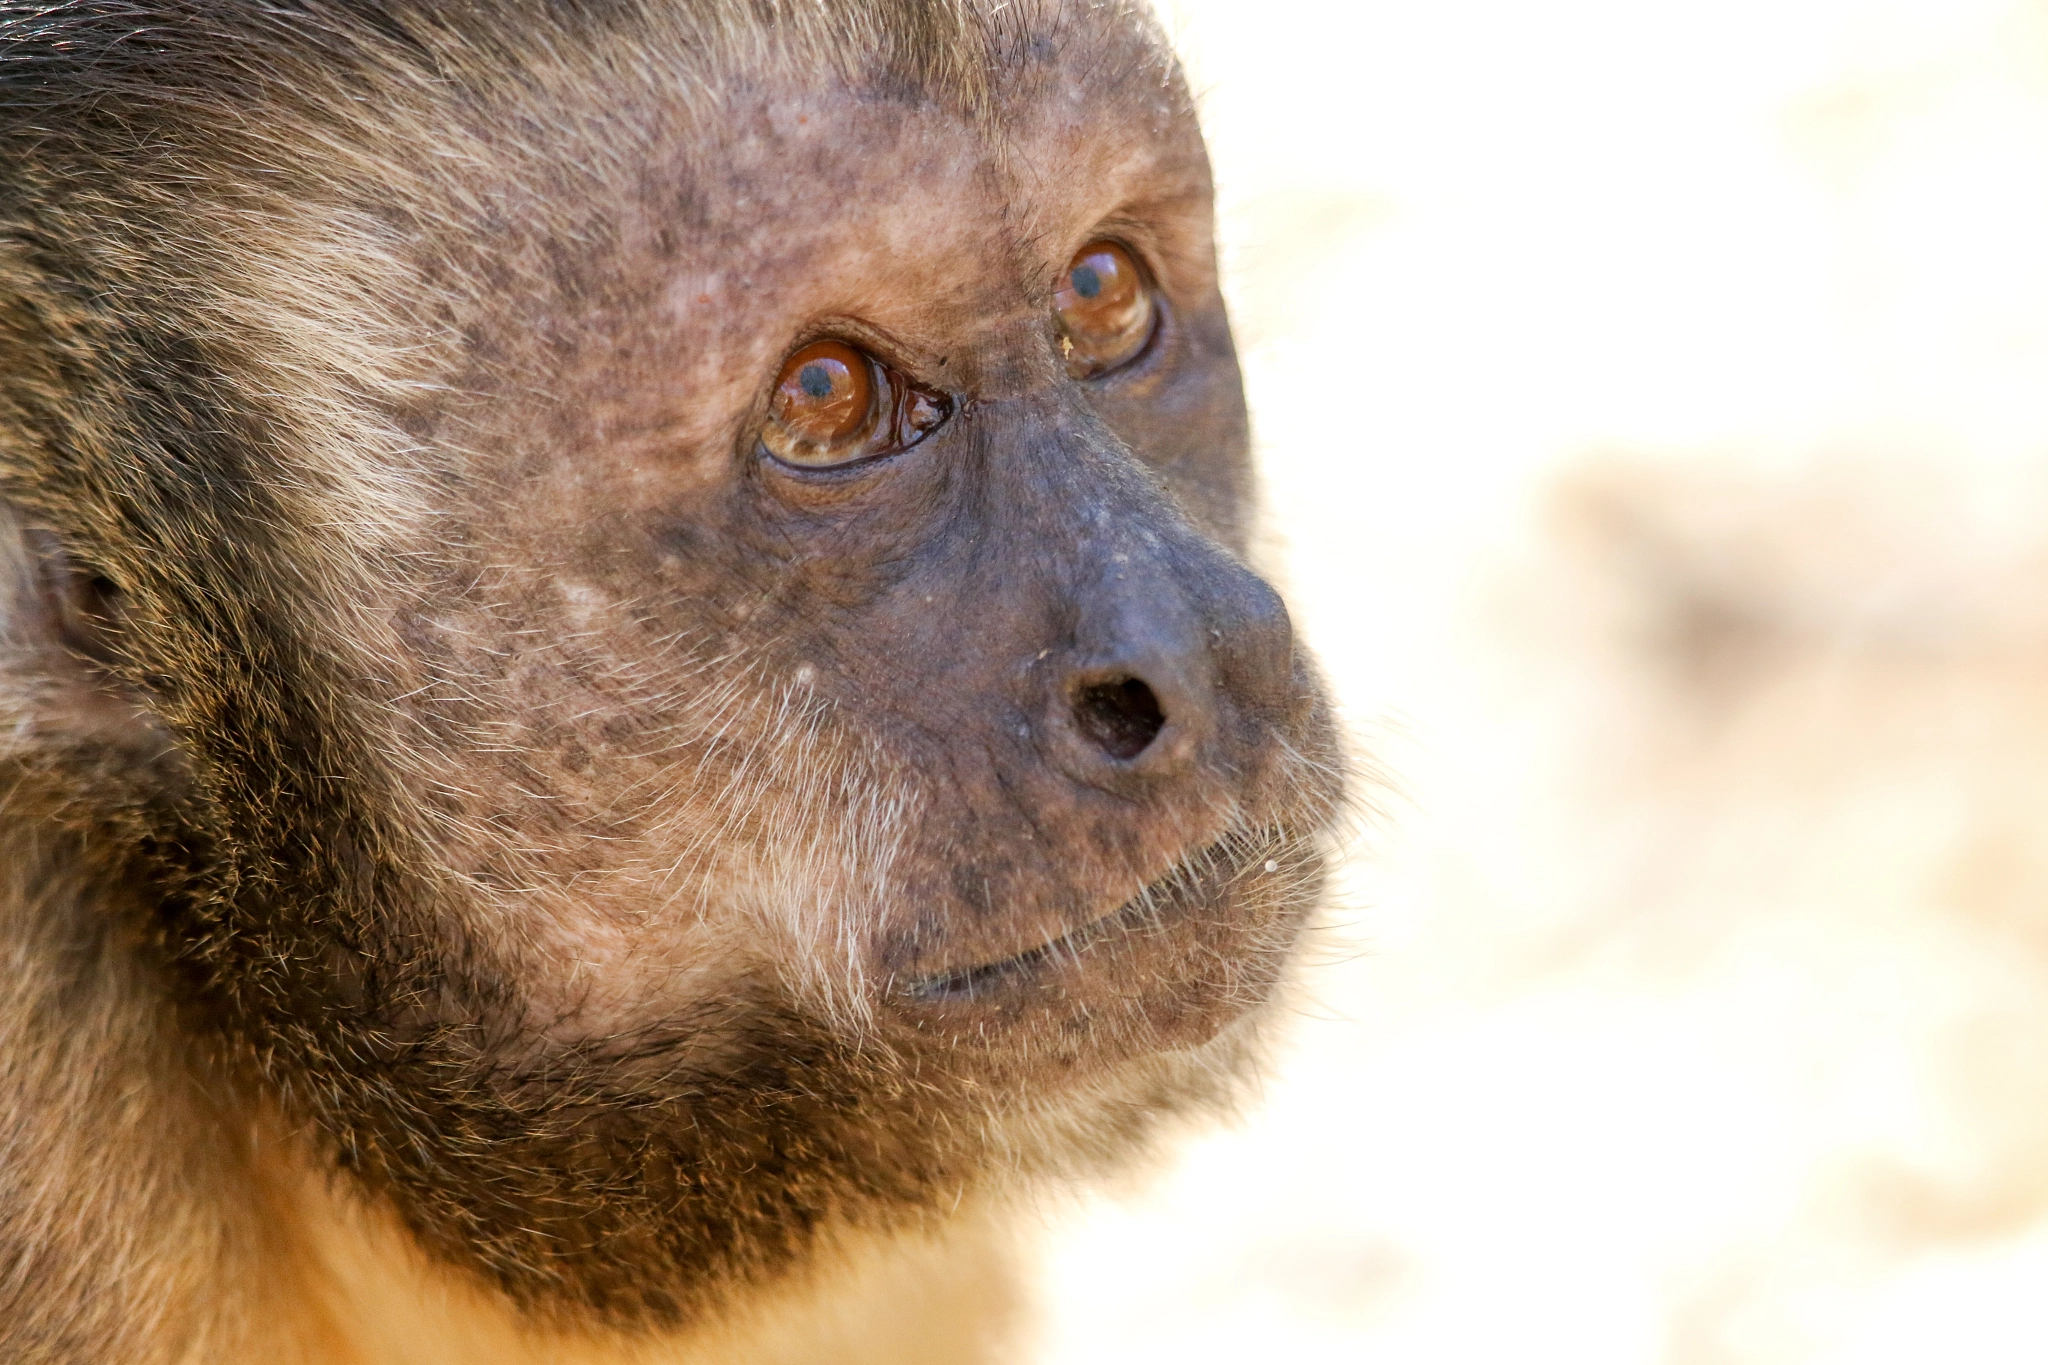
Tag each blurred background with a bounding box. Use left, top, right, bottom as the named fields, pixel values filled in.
left=1029, top=1, right=2048, bottom=1361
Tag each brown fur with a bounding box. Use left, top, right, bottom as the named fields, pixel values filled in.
left=0, top=2, right=1345, bottom=1359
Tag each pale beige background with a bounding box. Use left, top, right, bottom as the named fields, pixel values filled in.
left=1031, top=2, right=2048, bottom=1361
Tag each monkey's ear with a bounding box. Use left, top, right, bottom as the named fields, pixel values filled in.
left=0, top=500, right=164, bottom=755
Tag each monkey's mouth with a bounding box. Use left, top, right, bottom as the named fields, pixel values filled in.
left=899, top=833, right=1309, bottom=1004
left=902, top=898, right=1134, bottom=1002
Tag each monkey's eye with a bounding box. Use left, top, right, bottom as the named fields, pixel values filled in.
left=1054, top=241, right=1155, bottom=379
left=761, top=339, right=948, bottom=469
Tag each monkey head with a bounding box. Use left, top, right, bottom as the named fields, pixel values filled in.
left=0, top=0, right=1345, bottom=1327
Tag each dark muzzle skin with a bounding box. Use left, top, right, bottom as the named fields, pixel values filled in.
left=1044, top=457, right=1299, bottom=792
left=766, top=386, right=1338, bottom=1056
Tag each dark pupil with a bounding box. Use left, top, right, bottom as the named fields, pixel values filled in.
left=799, top=363, right=835, bottom=400
left=1071, top=263, right=1102, bottom=300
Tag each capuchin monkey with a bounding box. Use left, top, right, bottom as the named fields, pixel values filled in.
left=0, top=2, right=1346, bottom=1360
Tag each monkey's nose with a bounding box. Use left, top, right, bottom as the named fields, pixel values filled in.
left=1055, top=667, right=1198, bottom=780
left=1050, top=552, right=1295, bottom=782
left=1070, top=675, right=1166, bottom=761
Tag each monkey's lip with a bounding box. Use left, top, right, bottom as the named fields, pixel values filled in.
left=900, top=900, right=1135, bottom=1003
left=898, top=837, right=1276, bottom=1003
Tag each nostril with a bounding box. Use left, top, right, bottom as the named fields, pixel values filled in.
left=1071, top=676, right=1165, bottom=762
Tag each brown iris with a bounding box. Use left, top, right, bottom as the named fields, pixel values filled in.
left=1054, top=241, right=1154, bottom=378
left=761, top=339, right=948, bottom=468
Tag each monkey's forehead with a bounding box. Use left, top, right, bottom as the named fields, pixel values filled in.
left=249, top=4, right=1203, bottom=317
left=425, top=2, right=1208, bottom=243
left=613, top=58, right=1216, bottom=301
left=323, top=6, right=1218, bottom=410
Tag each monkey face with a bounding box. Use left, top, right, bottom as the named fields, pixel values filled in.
left=0, top=0, right=1345, bottom=1323
left=376, top=25, right=1344, bottom=1092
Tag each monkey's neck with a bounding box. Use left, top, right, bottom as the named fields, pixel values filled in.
left=250, top=1146, right=1026, bottom=1365
left=0, top=833, right=287, bottom=1363
left=0, top=841, right=1021, bottom=1365
left=0, top=834, right=516, bottom=1364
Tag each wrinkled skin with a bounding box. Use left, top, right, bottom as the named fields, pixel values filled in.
left=0, top=0, right=1343, bottom=1335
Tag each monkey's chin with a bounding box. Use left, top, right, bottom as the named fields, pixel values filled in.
left=887, top=831, right=1323, bottom=1068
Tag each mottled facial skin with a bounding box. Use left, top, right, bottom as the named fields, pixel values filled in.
left=0, top=1, right=1342, bottom=1332
left=416, top=35, right=1329, bottom=1048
